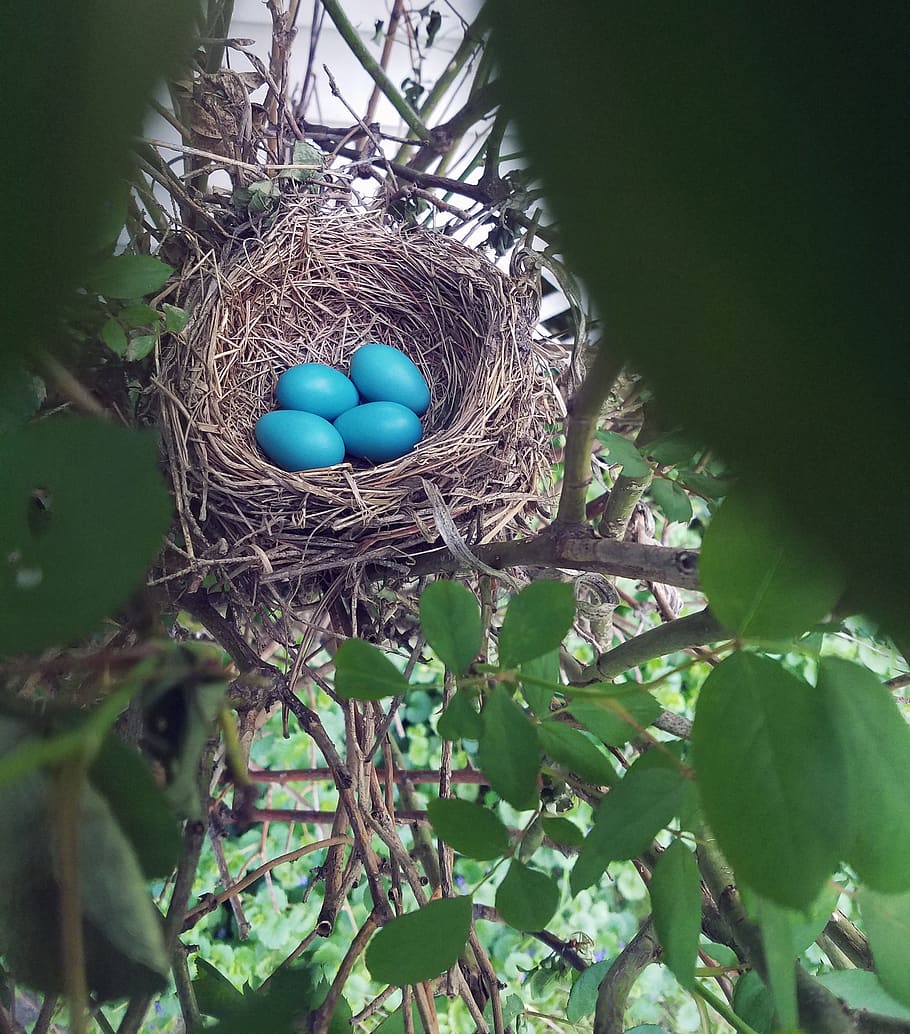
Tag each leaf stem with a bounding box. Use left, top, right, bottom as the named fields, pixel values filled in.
left=690, top=980, right=761, bottom=1034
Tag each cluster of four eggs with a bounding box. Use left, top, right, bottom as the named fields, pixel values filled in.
left=255, top=343, right=430, bottom=472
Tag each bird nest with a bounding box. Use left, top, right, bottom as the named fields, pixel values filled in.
left=154, top=196, right=559, bottom=611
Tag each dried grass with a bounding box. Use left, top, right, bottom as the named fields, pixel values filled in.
left=154, top=195, right=559, bottom=610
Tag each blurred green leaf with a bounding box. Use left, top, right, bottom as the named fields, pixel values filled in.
left=819, top=657, right=910, bottom=892
left=86, top=254, right=173, bottom=299
left=498, top=580, right=575, bottom=668
left=649, top=840, right=700, bottom=989
left=495, top=861, right=559, bottom=931
left=427, top=797, right=509, bottom=860
left=0, top=363, right=45, bottom=434
left=419, top=581, right=482, bottom=675
left=542, top=815, right=584, bottom=847
left=571, top=748, right=687, bottom=895
left=477, top=685, right=540, bottom=811
left=436, top=688, right=482, bottom=741
left=700, top=489, right=843, bottom=640
left=816, top=970, right=910, bottom=1022
left=732, top=972, right=774, bottom=1034
left=0, top=417, right=171, bottom=656
left=193, top=958, right=246, bottom=1019
left=860, top=887, right=910, bottom=1008
left=649, top=477, right=693, bottom=525
left=692, top=652, right=845, bottom=908
left=745, top=891, right=799, bottom=1028
left=335, top=639, right=409, bottom=700
left=676, top=471, right=734, bottom=501
left=365, top=897, right=472, bottom=986
left=595, top=430, right=650, bottom=478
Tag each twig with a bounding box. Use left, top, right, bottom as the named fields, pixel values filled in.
left=364, top=0, right=404, bottom=131
left=310, top=912, right=379, bottom=1034
left=171, top=947, right=202, bottom=1033
left=593, top=918, right=661, bottom=1034
left=32, top=995, right=58, bottom=1034
left=557, top=345, right=626, bottom=526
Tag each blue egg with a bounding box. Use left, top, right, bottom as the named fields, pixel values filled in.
left=348, top=343, right=430, bottom=416
left=334, top=402, right=423, bottom=463
left=276, top=362, right=359, bottom=420
left=255, top=410, right=345, bottom=471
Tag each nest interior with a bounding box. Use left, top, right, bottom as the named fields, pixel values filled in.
left=155, top=198, right=558, bottom=606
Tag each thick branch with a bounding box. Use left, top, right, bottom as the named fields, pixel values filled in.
left=398, top=532, right=700, bottom=591
left=576, top=608, right=727, bottom=684
left=593, top=917, right=661, bottom=1034
left=557, top=345, right=625, bottom=526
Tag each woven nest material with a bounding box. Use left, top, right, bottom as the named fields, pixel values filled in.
left=155, top=197, right=559, bottom=608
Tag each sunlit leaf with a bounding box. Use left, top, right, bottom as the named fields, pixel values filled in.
left=419, top=581, right=482, bottom=675
left=365, top=897, right=472, bottom=986
left=649, top=840, right=700, bottom=989
left=477, top=685, right=540, bottom=811
left=428, top=797, right=509, bottom=860
left=495, top=861, right=559, bottom=931
left=498, top=580, right=575, bottom=668
left=334, top=639, right=409, bottom=700
left=0, top=417, right=171, bottom=656
left=692, top=652, right=846, bottom=908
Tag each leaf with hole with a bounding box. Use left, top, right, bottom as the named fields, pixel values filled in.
left=700, top=488, right=843, bottom=640
left=477, top=685, right=540, bottom=811
left=428, top=797, right=509, bottom=860
left=0, top=417, right=172, bottom=656
left=498, top=580, right=575, bottom=668
left=649, top=840, right=701, bottom=989
left=495, top=861, right=559, bottom=931
left=692, top=651, right=847, bottom=908
left=365, top=896, right=473, bottom=986
left=571, top=748, right=688, bottom=895
left=334, top=639, right=409, bottom=700
left=419, top=581, right=482, bottom=675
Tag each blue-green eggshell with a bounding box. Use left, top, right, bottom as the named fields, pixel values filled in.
left=349, top=343, right=430, bottom=415
left=255, top=410, right=345, bottom=471
left=276, top=362, right=359, bottom=420
left=334, top=402, right=423, bottom=463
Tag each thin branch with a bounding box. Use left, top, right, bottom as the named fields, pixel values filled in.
left=593, top=917, right=660, bottom=1034
left=557, top=345, right=626, bottom=526
left=310, top=912, right=379, bottom=1034
left=600, top=471, right=654, bottom=542
left=575, top=608, right=728, bottom=684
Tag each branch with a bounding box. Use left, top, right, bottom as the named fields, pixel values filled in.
left=600, top=471, right=653, bottom=542
left=310, top=912, right=379, bottom=1034
left=557, top=345, right=625, bottom=527
left=398, top=532, right=700, bottom=591
left=575, top=608, right=728, bottom=684
left=319, top=0, right=432, bottom=142
left=593, top=917, right=661, bottom=1034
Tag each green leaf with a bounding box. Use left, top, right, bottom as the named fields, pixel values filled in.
left=495, top=861, right=560, bottom=930
left=691, top=651, right=846, bottom=908
left=518, top=815, right=544, bottom=862
left=427, top=798, right=509, bottom=860
left=282, top=141, right=324, bottom=182
left=700, top=489, right=843, bottom=640
left=334, top=639, right=409, bottom=700
left=566, top=959, right=611, bottom=1022
left=676, top=472, right=734, bottom=501
left=89, top=733, right=181, bottom=879
left=571, top=748, right=688, bottom=894
left=732, top=971, right=775, bottom=1034
left=538, top=722, right=615, bottom=785
left=371, top=1003, right=422, bottom=1034
left=162, top=303, right=190, bottom=333
left=86, top=254, right=173, bottom=298
left=649, top=840, right=701, bottom=989
left=520, top=648, right=561, bottom=716
left=365, top=897, right=473, bottom=986
left=118, top=303, right=161, bottom=328
left=742, top=891, right=798, bottom=1028
left=498, top=580, right=575, bottom=668
left=816, top=970, right=910, bottom=1022
left=194, top=958, right=246, bottom=1019
left=126, top=333, right=158, bottom=362
left=644, top=435, right=698, bottom=468
left=419, top=581, right=482, bottom=675
left=484, top=4, right=910, bottom=629
left=649, top=477, right=693, bottom=525
left=477, top=685, right=540, bottom=811
left=595, top=430, right=650, bottom=478
left=203, top=961, right=324, bottom=1034
left=0, top=362, right=45, bottom=434
left=818, top=657, right=910, bottom=892
left=542, top=815, right=585, bottom=847
left=0, top=733, right=169, bottom=1000
left=101, top=318, right=128, bottom=355
left=567, top=687, right=663, bottom=747
left=482, top=994, right=524, bottom=1032
left=436, top=688, right=482, bottom=741
left=0, top=417, right=172, bottom=656
left=860, top=887, right=910, bottom=1008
